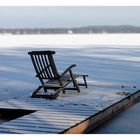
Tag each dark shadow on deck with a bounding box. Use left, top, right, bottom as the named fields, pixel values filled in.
left=0, top=108, right=36, bottom=124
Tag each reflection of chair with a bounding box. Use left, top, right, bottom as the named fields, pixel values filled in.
left=28, top=50, right=88, bottom=99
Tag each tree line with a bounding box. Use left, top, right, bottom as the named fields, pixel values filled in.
left=0, top=25, right=140, bottom=34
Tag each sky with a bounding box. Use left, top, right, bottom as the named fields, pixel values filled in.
left=0, top=6, right=140, bottom=28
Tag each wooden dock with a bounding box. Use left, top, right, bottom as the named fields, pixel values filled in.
left=0, top=90, right=139, bottom=134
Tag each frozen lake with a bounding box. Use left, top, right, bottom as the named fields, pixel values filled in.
left=0, top=34, right=140, bottom=103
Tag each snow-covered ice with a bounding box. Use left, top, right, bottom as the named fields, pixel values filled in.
left=0, top=34, right=139, bottom=106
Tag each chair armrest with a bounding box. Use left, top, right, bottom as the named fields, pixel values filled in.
left=60, top=64, right=76, bottom=77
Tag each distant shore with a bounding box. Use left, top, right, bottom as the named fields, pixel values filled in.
left=1, top=25, right=140, bottom=34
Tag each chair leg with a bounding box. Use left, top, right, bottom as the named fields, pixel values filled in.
left=62, top=90, right=66, bottom=93
left=77, top=75, right=88, bottom=88
left=44, top=88, right=47, bottom=93
left=58, top=80, right=66, bottom=93
left=31, top=86, right=42, bottom=98
left=69, top=70, right=80, bottom=92
left=83, top=75, right=88, bottom=88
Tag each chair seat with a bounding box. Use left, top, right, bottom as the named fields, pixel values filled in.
left=45, top=74, right=79, bottom=87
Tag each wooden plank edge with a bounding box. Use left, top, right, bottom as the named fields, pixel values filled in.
left=61, top=90, right=140, bottom=134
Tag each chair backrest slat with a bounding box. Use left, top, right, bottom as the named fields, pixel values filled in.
left=28, top=51, right=59, bottom=79
left=34, top=55, right=45, bottom=78
left=44, top=54, right=53, bottom=78
left=40, top=55, right=50, bottom=79
left=37, top=55, right=47, bottom=78
left=48, top=53, right=58, bottom=78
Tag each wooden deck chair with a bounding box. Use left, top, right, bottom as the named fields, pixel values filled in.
left=28, top=50, right=88, bottom=99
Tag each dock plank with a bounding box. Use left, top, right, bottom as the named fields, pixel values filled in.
left=3, top=121, right=69, bottom=130
left=0, top=101, right=98, bottom=110
left=0, top=124, right=62, bottom=133
left=0, top=99, right=99, bottom=110
left=0, top=127, right=53, bottom=134
left=13, top=116, right=81, bottom=124
left=9, top=117, right=75, bottom=126
left=0, top=102, right=98, bottom=112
